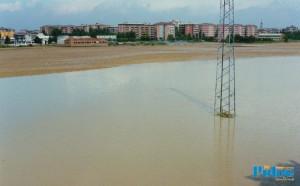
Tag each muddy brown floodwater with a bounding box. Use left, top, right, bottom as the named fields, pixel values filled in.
left=0, top=57, right=300, bottom=186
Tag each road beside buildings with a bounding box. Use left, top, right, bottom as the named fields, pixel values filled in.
left=1, top=42, right=300, bottom=78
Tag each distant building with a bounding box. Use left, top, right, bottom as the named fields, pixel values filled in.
left=41, top=23, right=116, bottom=35
left=260, top=20, right=264, bottom=30
left=57, top=35, right=70, bottom=45
left=40, top=25, right=61, bottom=35
left=89, top=23, right=111, bottom=30
left=179, top=24, right=200, bottom=38
left=77, top=23, right=115, bottom=33
left=107, top=26, right=118, bottom=34
left=259, top=28, right=281, bottom=34
left=64, top=36, right=108, bottom=47
left=234, top=24, right=246, bottom=37
left=199, top=23, right=217, bottom=38
left=14, top=30, right=49, bottom=46
left=60, top=25, right=77, bottom=34
left=41, top=25, right=75, bottom=35
left=155, top=22, right=176, bottom=40
left=0, top=27, right=15, bottom=40
left=245, top=25, right=257, bottom=37
left=183, top=24, right=193, bottom=36
left=283, top=25, right=299, bottom=33
left=191, top=24, right=200, bottom=38
left=217, top=24, right=230, bottom=40
left=97, top=35, right=117, bottom=40
left=178, top=24, right=185, bottom=35
left=36, top=33, right=49, bottom=45
left=76, top=25, right=90, bottom=33
left=217, top=24, right=257, bottom=39
left=118, top=23, right=156, bottom=40
left=14, top=31, right=34, bottom=46
left=257, top=33, right=283, bottom=41
left=179, top=24, right=193, bottom=36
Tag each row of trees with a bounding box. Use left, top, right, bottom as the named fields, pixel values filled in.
left=48, top=28, right=115, bottom=37
left=234, top=35, right=256, bottom=43
left=48, top=28, right=115, bottom=43
left=175, top=28, right=217, bottom=42
left=116, top=32, right=136, bottom=42
left=174, top=34, right=215, bottom=42
left=230, top=35, right=276, bottom=43
left=284, top=31, right=300, bottom=40
left=116, top=32, right=260, bottom=43
left=175, top=31, right=260, bottom=43
left=48, top=28, right=178, bottom=43
left=117, top=32, right=177, bottom=42
left=46, top=27, right=298, bottom=43
left=46, top=26, right=261, bottom=43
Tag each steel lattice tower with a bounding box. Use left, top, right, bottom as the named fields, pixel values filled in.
left=214, top=0, right=236, bottom=118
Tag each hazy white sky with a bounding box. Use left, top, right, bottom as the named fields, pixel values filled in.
left=0, top=0, right=299, bottom=29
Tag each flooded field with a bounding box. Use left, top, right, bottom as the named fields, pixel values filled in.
left=0, top=57, right=300, bottom=186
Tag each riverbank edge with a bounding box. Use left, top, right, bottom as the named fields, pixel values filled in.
left=1, top=54, right=300, bottom=79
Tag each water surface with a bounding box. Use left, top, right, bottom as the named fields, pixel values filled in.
left=0, top=57, right=300, bottom=186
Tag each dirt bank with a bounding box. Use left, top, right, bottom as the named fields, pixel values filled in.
left=1, top=42, right=300, bottom=78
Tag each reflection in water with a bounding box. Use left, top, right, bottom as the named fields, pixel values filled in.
left=214, top=117, right=236, bottom=186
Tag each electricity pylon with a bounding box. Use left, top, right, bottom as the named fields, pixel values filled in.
left=214, top=0, right=236, bottom=118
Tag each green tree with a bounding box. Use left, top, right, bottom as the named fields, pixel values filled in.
left=128, top=32, right=136, bottom=41
left=50, top=28, right=63, bottom=43
left=186, top=34, right=193, bottom=41
left=233, top=35, right=256, bottom=43
left=70, top=29, right=88, bottom=36
left=167, top=34, right=175, bottom=41
left=175, top=27, right=186, bottom=40
left=117, top=32, right=136, bottom=42
left=89, top=28, right=113, bottom=38
left=49, top=37, right=57, bottom=44
left=51, top=28, right=62, bottom=37
left=283, top=31, right=300, bottom=40
left=4, top=36, right=10, bottom=44
left=204, top=37, right=215, bottom=42
left=283, top=34, right=289, bottom=42
left=34, top=36, right=42, bottom=44
left=117, top=33, right=127, bottom=42
left=141, top=34, right=150, bottom=41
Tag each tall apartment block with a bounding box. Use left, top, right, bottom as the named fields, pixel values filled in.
left=199, top=23, right=217, bottom=37
left=155, top=22, right=176, bottom=40
left=245, top=25, right=258, bottom=37
left=40, top=25, right=76, bottom=35
left=179, top=24, right=200, bottom=38
left=217, top=24, right=257, bottom=39
left=118, top=23, right=156, bottom=40
left=217, top=24, right=230, bottom=40
left=40, top=24, right=116, bottom=35
left=234, top=24, right=246, bottom=37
